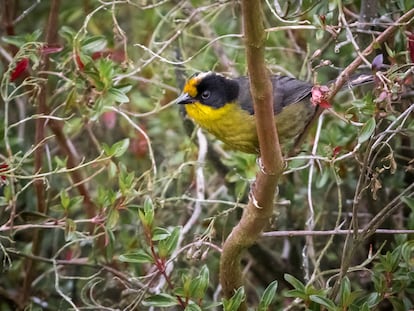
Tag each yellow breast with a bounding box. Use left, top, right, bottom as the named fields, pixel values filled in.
left=184, top=100, right=314, bottom=154
left=184, top=101, right=258, bottom=153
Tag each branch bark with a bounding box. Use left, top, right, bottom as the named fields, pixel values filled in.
left=23, top=0, right=60, bottom=304
left=219, top=1, right=284, bottom=309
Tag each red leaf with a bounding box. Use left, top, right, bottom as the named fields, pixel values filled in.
left=310, top=85, right=331, bottom=109
left=408, top=33, right=414, bottom=63
left=74, top=53, right=84, bottom=70
left=332, top=146, right=341, bottom=157
left=10, top=58, right=29, bottom=81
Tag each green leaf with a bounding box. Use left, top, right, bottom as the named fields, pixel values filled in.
left=119, top=250, right=154, bottom=264
left=358, top=117, right=376, bottom=144
left=112, top=138, right=130, bottom=158
left=54, top=156, right=68, bottom=169
left=402, top=196, right=414, bottom=210
left=310, top=294, right=336, bottom=310
left=185, top=303, right=202, bottom=311
left=284, top=289, right=307, bottom=300
left=158, top=226, right=181, bottom=259
left=118, top=165, right=135, bottom=194
left=116, top=84, right=133, bottom=94
left=316, top=168, right=330, bottom=189
left=223, top=287, right=245, bottom=311
left=152, top=227, right=173, bottom=241
left=65, top=219, right=77, bottom=241
left=2, top=29, right=42, bottom=47
left=284, top=274, right=305, bottom=291
left=258, top=280, right=278, bottom=311
left=388, top=297, right=405, bottom=311
left=316, top=29, right=325, bottom=41
left=59, top=26, right=76, bottom=43
left=340, top=276, right=351, bottom=307
left=139, top=197, right=154, bottom=228
left=142, top=293, right=178, bottom=307
left=359, top=302, right=370, bottom=311
left=106, top=208, right=119, bottom=229
left=364, top=292, right=381, bottom=307
left=108, top=160, right=117, bottom=179
left=60, top=190, right=70, bottom=210
left=190, top=265, right=210, bottom=300
left=108, top=87, right=130, bottom=103
left=81, top=36, right=107, bottom=53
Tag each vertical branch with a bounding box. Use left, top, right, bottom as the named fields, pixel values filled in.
left=219, top=1, right=284, bottom=309
left=22, top=0, right=60, bottom=304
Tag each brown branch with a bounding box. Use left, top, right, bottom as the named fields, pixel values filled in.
left=291, top=7, right=414, bottom=156
left=325, top=7, right=414, bottom=299
left=22, top=0, right=61, bottom=304
left=262, top=228, right=414, bottom=237
left=219, top=1, right=284, bottom=308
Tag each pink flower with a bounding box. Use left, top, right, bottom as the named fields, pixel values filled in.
left=310, top=85, right=331, bottom=109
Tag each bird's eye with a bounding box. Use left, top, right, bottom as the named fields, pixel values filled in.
left=201, top=90, right=211, bottom=99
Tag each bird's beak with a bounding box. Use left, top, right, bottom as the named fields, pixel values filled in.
left=176, top=92, right=194, bottom=105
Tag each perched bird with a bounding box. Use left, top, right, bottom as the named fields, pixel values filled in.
left=176, top=71, right=317, bottom=154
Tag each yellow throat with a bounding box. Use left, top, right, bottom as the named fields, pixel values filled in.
left=184, top=101, right=258, bottom=154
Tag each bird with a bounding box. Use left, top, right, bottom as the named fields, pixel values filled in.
left=176, top=71, right=318, bottom=154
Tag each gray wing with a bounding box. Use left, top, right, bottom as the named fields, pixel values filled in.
left=236, top=75, right=313, bottom=115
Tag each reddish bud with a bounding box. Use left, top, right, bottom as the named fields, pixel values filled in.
left=0, top=163, right=9, bottom=183
left=10, top=58, right=29, bottom=81
left=101, top=111, right=117, bottom=129
left=332, top=146, right=341, bottom=157
left=319, top=15, right=326, bottom=26
left=74, top=53, right=84, bottom=70
left=40, top=44, right=63, bottom=55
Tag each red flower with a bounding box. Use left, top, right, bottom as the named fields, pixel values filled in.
left=10, top=58, right=29, bottom=81
left=310, top=85, right=331, bottom=109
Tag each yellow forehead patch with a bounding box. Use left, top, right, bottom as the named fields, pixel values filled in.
left=183, top=77, right=199, bottom=97
left=183, top=72, right=212, bottom=97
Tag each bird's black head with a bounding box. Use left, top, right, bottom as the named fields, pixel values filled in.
left=176, top=72, right=240, bottom=108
